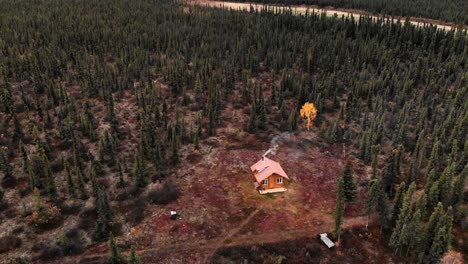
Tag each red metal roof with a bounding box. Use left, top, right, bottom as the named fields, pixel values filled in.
left=250, top=156, right=289, bottom=183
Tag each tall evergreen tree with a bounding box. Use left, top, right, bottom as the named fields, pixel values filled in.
left=40, top=151, right=56, bottom=198
left=63, top=159, right=76, bottom=198
left=334, top=176, right=344, bottom=241
left=418, top=203, right=444, bottom=263
left=423, top=208, right=453, bottom=264
left=451, top=164, right=467, bottom=207
left=437, top=163, right=455, bottom=206
left=391, top=182, right=406, bottom=224
left=12, top=114, right=24, bottom=143
left=76, top=164, right=88, bottom=199
left=0, top=149, right=14, bottom=185
left=370, top=144, right=381, bottom=178
left=128, top=246, right=141, bottom=264
left=364, top=177, right=390, bottom=230
left=134, top=148, right=148, bottom=188
left=94, top=190, right=113, bottom=241
left=427, top=139, right=440, bottom=173
left=247, top=102, right=257, bottom=133
left=389, top=182, right=416, bottom=255
left=342, top=162, right=357, bottom=203
left=109, top=232, right=126, bottom=264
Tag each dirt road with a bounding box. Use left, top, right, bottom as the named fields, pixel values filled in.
left=185, top=0, right=465, bottom=32
left=75, top=211, right=371, bottom=264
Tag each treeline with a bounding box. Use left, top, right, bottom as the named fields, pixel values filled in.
left=0, top=0, right=466, bottom=262
left=230, top=0, right=468, bottom=25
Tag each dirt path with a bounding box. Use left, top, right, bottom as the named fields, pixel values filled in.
left=185, top=0, right=466, bottom=32
left=202, top=208, right=261, bottom=262
left=75, top=212, right=371, bottom=264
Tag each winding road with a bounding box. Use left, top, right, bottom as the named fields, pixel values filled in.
left=186, top=0, right=466, bottom=32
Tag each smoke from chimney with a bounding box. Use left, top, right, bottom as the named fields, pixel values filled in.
left=262, top=132, right=292, bottom=157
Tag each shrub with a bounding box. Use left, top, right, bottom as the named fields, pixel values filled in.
left=147, top=181, right=180, bottom=205
left=0, top=235, right=21, bottom=254
left=56, top=227, right=86, bottom=256
left=27, top=191, right=62, bottom=230
left=77, top=206, right=97, bottom=231
left=123, top=198, right=147, bottom=225
left=31, top=241, right=63, bottom=260
left=27, top=203, right=62, bottom=229
left=10, top=256, right=29, bottom=264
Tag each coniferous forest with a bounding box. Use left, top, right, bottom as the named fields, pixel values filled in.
left=0, top=0, right=466, bottom=263
left=230, top=0, right=468, bottom=25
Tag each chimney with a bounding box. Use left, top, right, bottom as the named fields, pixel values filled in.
left=262, top=156, right=265, bottom=162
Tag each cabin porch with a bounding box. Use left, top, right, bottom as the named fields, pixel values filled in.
left=258, top=187, right=287, bottom=194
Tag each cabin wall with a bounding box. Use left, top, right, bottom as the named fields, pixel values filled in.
left=267, top=174, right=285, bottom=189
left=254, top=173, right=286, bottom=190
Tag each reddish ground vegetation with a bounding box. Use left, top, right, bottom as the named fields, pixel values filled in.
left=67, top=131, right=373, bottom=263
left=213, top=225, right=395, bottom=263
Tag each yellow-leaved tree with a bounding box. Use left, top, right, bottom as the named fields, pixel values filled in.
left=300, top=102, right=317, bottom=130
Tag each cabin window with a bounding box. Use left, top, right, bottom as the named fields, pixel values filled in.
left=276, top=177, right=283, bottom=184
left=263, top=179, right=268, bottom=185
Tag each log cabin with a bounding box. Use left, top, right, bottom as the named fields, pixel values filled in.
left=250, top=156, right=289, bottom=194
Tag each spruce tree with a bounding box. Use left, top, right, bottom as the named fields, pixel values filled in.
left=40, top=151, right=56, bottom=198
left=109, top=232, right=126, bottom=264
left=25, top=157, right=36, bottom=190
left=128, top=246, right=141, bottom=264
left=193, top=131, right=200, bottom=150
left=89, top=163, right=99, bottom=197
left=207, top=103, right=216, bottom=136
left=391, top=182, right=406, bottom=224
left=12, top=114, right=24, bottom=143
left=170, top=127, right=179, bottom=165
left=257, top=86, right=267, bottom=130
left=334, top=176, right=344, bottom=241
left=134, top=148, right=148, bottom=188
left=416, top=193, right=429, bottom=221
left=424, top=168, right=436, bottom=194
left=456, top=141, right=468, bottom=173
left=418, top=203, right=444, bottom=263
left=116, top=162, right=126, bottom=189
left=407, top=209, right=423, bottom=255
left=0, top=149, right=14, bottom=184
left=359, top=132, right=371, bottom=164
left=64, top=159, right=76, bottom=198
left=437, top=163, right=455, bottom=206
left=287, top=110, right=297, bottom=132
left=451, top=164, right=467, bottom=207
left=18, top=140, right=28, bottom=173
left=94, top=190, right=113, bottom=241
left=342, top=162, right=357, bottom=203
left=370, top=144, right=381, bottom=178
left=425, top=209, right=453, bottom=264
left=366, top=177, right=390, bottom=230
left=427, top=139, right=440, bottom=173
left=76, top=164, right=88, bottom=199
left=247, top=103, right=257, bottom=133
left=389, top=182, right=416, bottom=255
